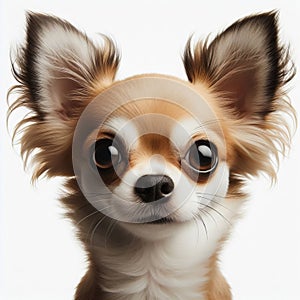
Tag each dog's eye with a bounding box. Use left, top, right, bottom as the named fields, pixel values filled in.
left=93, top=139, right=121, bottom=169
left=185, top=140, right=218, bottom=173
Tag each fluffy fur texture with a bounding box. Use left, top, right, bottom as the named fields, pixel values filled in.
left=8, top=11, right=295, bottom=300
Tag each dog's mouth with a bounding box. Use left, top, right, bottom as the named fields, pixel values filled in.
left=144, top=217, right=173, bottom=224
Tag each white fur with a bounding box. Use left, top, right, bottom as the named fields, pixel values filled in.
left=170, top=117, right=226, bottom=154
left=34, top=23, right=97, bottom=114
left=105, top=116, right=140, bottom=149
left=93, top=182, right=243, bottom=300
left=95, top=222, right=210, bottom=300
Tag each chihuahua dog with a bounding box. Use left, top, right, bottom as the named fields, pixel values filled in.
left=9, top=11, right=295, bottom=300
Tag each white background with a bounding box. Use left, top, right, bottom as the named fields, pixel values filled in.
left=1, top=1, right=300, bottom=299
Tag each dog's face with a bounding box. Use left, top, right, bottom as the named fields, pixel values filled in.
left=72, top=76, right=230, bottom=227
left=9, top=12, right=294, bottom=238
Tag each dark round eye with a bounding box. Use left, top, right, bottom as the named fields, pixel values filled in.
left=186, top=140, right=218, bottom=173
left=93, top=139, right=121, bottom=169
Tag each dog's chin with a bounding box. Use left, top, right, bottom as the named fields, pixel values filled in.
left=120, top=216, right=191, bottom=241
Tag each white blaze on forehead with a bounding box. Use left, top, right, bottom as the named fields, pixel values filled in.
left=132, top=157, right=174, bottom=178
left=104, top=116, right=139, bottom=148
left=170, top=116, right=226, bottom=157
left=149, top=154, right=167, bottom=173
left=170, top=117, right=204, bottom=153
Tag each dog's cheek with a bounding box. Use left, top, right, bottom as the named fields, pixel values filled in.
left=201, top=162, right=230, bottom=201
left=172, top=162, right=230, bottom=221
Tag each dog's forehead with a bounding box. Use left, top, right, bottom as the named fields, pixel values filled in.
left=101, top=99, right=213, bottom=136
left=103, top=99, right=194, bottom=131
left=78, top=75, right=223, bottom=150
left=86, top=75, right=216, bottom=126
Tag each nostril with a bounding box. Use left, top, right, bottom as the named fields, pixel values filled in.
left=160, top=180, right=174, bottom=195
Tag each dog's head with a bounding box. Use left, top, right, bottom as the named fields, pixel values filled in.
left=9, top=12, right=295, bottom=235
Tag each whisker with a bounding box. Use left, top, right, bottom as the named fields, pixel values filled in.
left=202, top=204, right=231, bottom=225
left=203, top=118, right=227, bottom=125
left=200, top=208, right=218, bottom=225
left=191, top=214, right=201, bottom=242
left=89, top=215, right=108, bottom=245
left=76, top=210, right=100, bottom=226
left=105, top=219, right=118, bottom=248
left=73, top=195, right=113, bottom=213
left=196, top=192, right=226, bottom=199
left=196, top=194, right=233, bottom=212
left=195, top=216, right=200, bottom=241
left=195, top=213, right=208, bottom=240
left=192, top=118, right=227, bottom=131
left=76, top=205, right=112, bottom=226
left=85, top=192, right=112, bottom=197
left=85, top=196, right=113, bottom=202
left=196, top=191, right=240, bottom=201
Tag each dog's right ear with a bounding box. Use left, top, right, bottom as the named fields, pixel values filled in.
left=12, top=12, right=119, bottom=121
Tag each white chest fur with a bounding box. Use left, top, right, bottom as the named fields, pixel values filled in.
left=93, top=216, right=236, bottom=300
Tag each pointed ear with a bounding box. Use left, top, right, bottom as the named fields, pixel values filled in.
left=8, top=13, right=119, bottom=179
left=184, top=12, right=293, bottom=119
left=14, top=12, right=119, bottom=120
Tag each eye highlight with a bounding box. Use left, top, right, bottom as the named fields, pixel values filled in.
left=93, top=138, right=122, bottom=169
left=185, top=140, right=218, bottom=174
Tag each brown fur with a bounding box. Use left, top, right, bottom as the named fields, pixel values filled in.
left=205, top=267, right=232, bottom=300
left=7, top=11, right=296, bottom=300
left=74, top=266, right=103, bottom=300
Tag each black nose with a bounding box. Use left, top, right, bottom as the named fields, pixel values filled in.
left=134, top=175, right=174, bottom=203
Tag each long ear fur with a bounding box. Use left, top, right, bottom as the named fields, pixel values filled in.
left=184, top=11, right=296, bottom=180
left=8, top=12, right=119, bottom=180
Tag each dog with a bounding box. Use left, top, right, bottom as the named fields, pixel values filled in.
left=8, top=11, right=295, bottom=300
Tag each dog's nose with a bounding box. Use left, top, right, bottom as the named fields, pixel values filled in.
left=134, top=175, right=174, bottom=203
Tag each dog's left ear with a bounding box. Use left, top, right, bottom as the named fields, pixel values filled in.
left=184, top=12, right=291, bottom=119
left=184, top=12, right=295, bottom=179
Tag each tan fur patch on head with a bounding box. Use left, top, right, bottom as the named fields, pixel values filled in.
left=131, top=134, right=179, bottom=168
left=108, top=96, right=190, bottom=120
